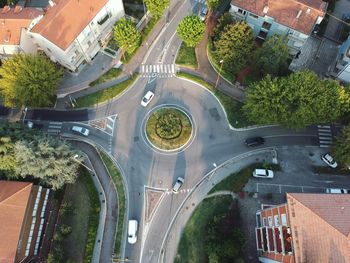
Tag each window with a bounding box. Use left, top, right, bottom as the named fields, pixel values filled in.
left=249, top=13, right=258, bottom=19
left=281, top=214, right=287, bottom=226
left=262, top=21, right=271, bottom=30
left=263, top=218, right=267, bottom=226
left=97, top=13, right=110, bottom=25
left=257, top=30, right=268, bottom=39
left=238, top=8, right=246, bottom=15
left=268, top=216, right=273, bottom=227
left=47, top=48, right=51, bottom=53
left=274, top=215, right=280, bottom=226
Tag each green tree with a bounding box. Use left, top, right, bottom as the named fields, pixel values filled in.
left=213, top=21, right=254, bottom=74
left=332, top=125, right=350, bottom=167
left=177, top=15, right=205, bottom=47
left=212, top=12, right=235, bottom=41
left=243, top=70, right=349, bottom=129
left=13, top=135, right=82, bottom=189
left=114, top=18, right=141, bottom=55
left=207, top=0, right=221, bottom=12
left=144, top=0, right=169, bottom=18
left=0, top=54, right=62, bottom=107
left=254, top=35, right=290, bottom=76
left=0, top=137, right=16, bottom=175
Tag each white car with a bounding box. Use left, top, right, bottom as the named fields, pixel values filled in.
left=321, top=153, right=338, bottom=168
left=141, top=91, right=154, bottom=107
left=71, top=126, right=90, bottom=136
left=172, top=177, right=185, bottom=193
left=199, top=6, right=208, bottom=21
left=128, top=220, right=138, bottom=244
left=253, top=169, right=274, bottom=179
left=326, top=188, right=349, bottom=194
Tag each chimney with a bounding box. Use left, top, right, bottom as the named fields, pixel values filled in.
left=296, top=10, right=302, bottom=19
left=48, top=0, right=56, bottom=7
left=263, top=5, right=269, bottom=14
left=14, top=5, right=23, bottom=14
left=1, top=5, right=11, bottom=14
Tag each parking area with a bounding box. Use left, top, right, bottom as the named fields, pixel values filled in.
left=239, top=146, right=350, bottom=262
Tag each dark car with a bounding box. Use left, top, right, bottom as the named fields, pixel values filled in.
left=245, top=137, right=265, bottom=147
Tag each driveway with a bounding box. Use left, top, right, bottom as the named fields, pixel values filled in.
left=239, top=146, right=350, bottom=262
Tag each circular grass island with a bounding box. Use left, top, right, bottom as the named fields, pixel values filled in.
left=146, top=107, right=193, bottom=151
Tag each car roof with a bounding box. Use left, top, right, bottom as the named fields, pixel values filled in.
left=145, top=91, right=154, bottom=98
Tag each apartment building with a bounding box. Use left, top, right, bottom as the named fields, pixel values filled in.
left=332, top=35, right=350, bottom=83
left=255, top=193, right=350, bottom=263
left=0, top=0, right=125, bottom=71
left=230, top=0, right=327, bottom=55
left=0, top=181, right=51, bottom=263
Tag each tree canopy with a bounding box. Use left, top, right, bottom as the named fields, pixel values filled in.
left=0, top=54, right=62, bottom=107
left=332, top=125, right=350, bottom=167
left=114, top=18, right=142, bottom=54
left=144, top=0, right=169, bottom=18
left=177, top=15, right=205, bottom=47
left=243, top=70, right=350, bottom=129
left=207, top=0, right=221, bottom=11
left=0, top=123, right=82, bottom=189
left=213, top=21, right=254, bottom=75
left=254, top=35, right=290, bottom=76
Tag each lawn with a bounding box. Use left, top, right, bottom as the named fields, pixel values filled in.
left=99, top=150, right=126, bottom=257
left=176, top=72, right=255, bottom=128
left=49, top=167, right=100, bottom=263
left=75, top=74, right=138, bottom=108
left=209, top=163, right=281, bottom=194
left=175, top=43, right=198, bottom=69
left=90, top=68, right=122, bottom=86
left=175, top=195, right=239, bottom=263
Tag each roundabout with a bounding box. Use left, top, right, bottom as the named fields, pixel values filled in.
left=145, top=106, right=193, bottom=151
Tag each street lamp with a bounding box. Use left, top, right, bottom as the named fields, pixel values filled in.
left=73, top=154, right=94, bottom=173
left=215, top=60, right=224, bottom=89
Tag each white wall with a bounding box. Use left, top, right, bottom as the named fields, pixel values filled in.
left=338, top=65, right=350, bottom=83
left=20, top=28, right=38, bottom=54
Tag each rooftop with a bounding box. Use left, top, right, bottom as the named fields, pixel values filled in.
left=0, top=181, right=33, bottom=263
left=31, top=0, right=108, bottom=50
left=231, top=0, right=327, bottom=35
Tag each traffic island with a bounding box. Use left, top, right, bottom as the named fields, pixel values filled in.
left=145, top=107, right=193, bottom=151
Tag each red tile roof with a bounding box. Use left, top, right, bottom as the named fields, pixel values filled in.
left=0, top=181, right=33, bottom=263
left=0, top=6, right=43, bottom=45
left=31, top=0, right=108, bottom=50
left=287, top=193, right=350, bottom=263
left=231, top=0, right=327, bottom=35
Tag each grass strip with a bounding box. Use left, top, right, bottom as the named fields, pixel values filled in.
left=76, top=74, right=138, bottom=108
left=174, top=195, right=233, bottom=263
left=99, top=150, right=126, bottom=257
left=209, top=163, right=281, bottom=194
left=177, top=72, right=254, bottom=128
left=175, top=43, right=198, bottom=69
left=82, top=169, right=101, bottom=263
left=90, top=68, right=122, bottom=86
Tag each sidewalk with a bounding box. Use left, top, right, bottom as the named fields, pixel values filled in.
left=162, top=148, right=276, bottom=263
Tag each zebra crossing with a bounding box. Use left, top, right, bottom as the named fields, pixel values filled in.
left=165, top=188, right=192, bottom=194
left=139, top=64, right=178, bottom=78
left=317, top=125, right=333, bottom=148
left=47, top=122, right=62, bottom=135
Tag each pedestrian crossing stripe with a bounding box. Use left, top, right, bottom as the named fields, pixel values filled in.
left=140, top=64, right=177, bottom=74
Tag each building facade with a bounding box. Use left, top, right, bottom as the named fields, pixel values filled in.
left=229, top=0, right=327, bottom=55
left=332, top=35, right=350, bottom=83
left=0, top=181, right=51, bottom=263
left=256, top=193, right=350, bottom=263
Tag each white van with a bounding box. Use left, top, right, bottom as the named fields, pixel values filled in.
left=128, top=220, right=138, bottom=244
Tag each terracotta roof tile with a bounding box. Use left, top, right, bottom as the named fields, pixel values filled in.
left=0, top=7, right=43, bottom=45
left=0, top=181, right=33, bottom=263
left=31, top=0, right=108, bottom=50
left=231, top=0, right=327, bottom=35
left=287, top=193, right=350, bottom=263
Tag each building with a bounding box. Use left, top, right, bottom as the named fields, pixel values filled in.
left=0, top=0, right=125, bottom=71
left=229, top=0, right=327, bottom=55
left=0, top=181, right=51, bottom=263
left=332, top=35, right=350, bottom=83
left=0, top=3, right=43, bottom=56
left=255, top=193, right=350, bottom=263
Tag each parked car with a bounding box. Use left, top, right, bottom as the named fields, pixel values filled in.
left=141, top=91, right=154, bottom=107
left=172, top=177, right=185, bottom=193
left=199, top=6, right=208, bottom=21
left=321, top=153, right=338, bottom=168
left=326, top=188, right=349, bottom=194
left=253, top=169, right=274, bottom=179
left=71, top=126, right=90, bottom=136
left=128, top=220, right=138, bottom=244
left=245, top=137, right=265, bottom=147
